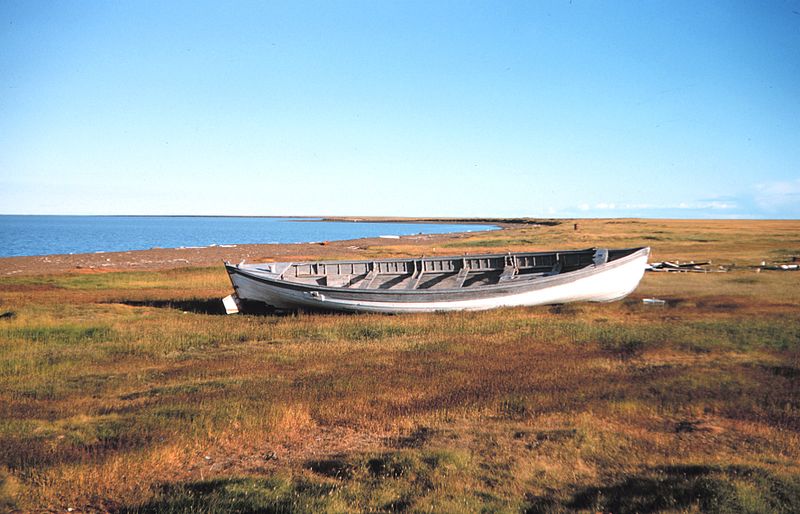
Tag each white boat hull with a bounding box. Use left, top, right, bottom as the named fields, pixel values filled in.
left=225, top=247, right=650, bottom=314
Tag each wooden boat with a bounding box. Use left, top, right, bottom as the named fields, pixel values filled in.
left=223, top=247, right=650, bottom=314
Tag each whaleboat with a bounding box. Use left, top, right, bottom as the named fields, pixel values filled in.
left=222, top=247, right=649, bottom=314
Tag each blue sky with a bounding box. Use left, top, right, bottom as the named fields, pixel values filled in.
left=1, top=1, right=799, bottom=218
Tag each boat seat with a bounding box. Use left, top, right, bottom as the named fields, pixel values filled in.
left=324, top=274, right=352, bottom=287
left=455, top=267, right=470, bottom=288
left=406, top=270, right=424, bottom=289
left=359, top=269, right=379, bottom=289
left=498, top=265, right=518, bottom=282
left=544, top=261, right=562, bottom=276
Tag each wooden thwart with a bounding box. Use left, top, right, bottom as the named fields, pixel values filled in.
left=360, top=268, right=379, bottom=289
left=499, top=265, right=517, bottom=282
left=455, top=267, right=470, bottom=288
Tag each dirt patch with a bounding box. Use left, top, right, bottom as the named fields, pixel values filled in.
left=696, top=297, right=746, bottom=312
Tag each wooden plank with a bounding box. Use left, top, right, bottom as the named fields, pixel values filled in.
left=455, top=267, right=470, bottom=288
left=405, top=260, right=425, bottom=289
left=360, top=269, right=378, bottom=289
left=325, top=274, right=352, bottom=287
left=545, top=261, right=562, bottom=276
left=498, top=265, right=517, bottom=282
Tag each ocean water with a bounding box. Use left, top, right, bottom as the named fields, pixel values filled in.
left=0, top=216, right=498, bottom=258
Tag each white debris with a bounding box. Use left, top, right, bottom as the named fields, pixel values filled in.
left=222, top=294, right=241, bottom=314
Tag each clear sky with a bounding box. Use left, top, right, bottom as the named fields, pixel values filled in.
left=1, top=1, right=799, bottom=218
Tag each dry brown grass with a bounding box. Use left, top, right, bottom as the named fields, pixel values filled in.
left=1, top=219, right=799, bottom=512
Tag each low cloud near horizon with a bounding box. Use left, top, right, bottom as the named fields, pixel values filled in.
left=566, top=179, right=800, bottom=219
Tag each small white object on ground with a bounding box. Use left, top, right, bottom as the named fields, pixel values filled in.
left=222, top=294, right=241, bottom=314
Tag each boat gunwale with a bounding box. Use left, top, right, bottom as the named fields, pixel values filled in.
left=247, top=247, right=600, bottom=268
left=226, top=247, right=650, bottom=297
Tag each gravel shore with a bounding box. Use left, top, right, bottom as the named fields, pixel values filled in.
left=0, top=230, right=491, bottom=276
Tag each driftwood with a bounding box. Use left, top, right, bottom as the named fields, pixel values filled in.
left=647, top=260, right=800, bottom=273
left=647, top=261, right=720, bottom=273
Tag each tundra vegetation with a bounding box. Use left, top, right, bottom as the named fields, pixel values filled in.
left=1, top=218, right=799, bottom=513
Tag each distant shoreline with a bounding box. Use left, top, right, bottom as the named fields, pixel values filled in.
left=0, top=216, right=505, bottom=261
left=0, top=221, right=512, bottom=276
left=318, top=216, right=559, bottom=225
left=3, top=218, right=800, bottom=277
left=0, top=213, right=547, bottom=224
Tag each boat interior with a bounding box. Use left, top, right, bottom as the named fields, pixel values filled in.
left=244, top=248, right=638, bottom=291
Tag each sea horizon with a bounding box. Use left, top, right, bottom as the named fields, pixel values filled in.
left=0, top=215, right=498, bottom=258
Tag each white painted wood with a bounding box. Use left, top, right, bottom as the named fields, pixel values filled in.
left=222, top=294, right=240, bottom=314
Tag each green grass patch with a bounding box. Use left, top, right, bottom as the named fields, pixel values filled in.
left=565, top=465, right=800, bottom=514
left=124, top=449, right=475, bottom=513
left=443, top=237, right=538, bottom=248
left=119, top=475, right=344, bottom=514
left=1, top=324, right=113, bottom=345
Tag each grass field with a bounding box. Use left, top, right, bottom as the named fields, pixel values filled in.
left=1, top=219, right=799, bottom=512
